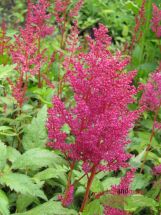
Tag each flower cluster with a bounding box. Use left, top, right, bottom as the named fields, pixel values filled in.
left=104, top=169, right=135, bottom=215
left=54, top=0, right=83, bottom=41
left=11, top=0, right=53, bottom=76
left=151, top=4, right=161, bottom=38
left=111, top=169, right=135, bottom=196
left=153, top=164, right=161, bottom=175
left=140, top=63, right=161, bottom=112
left=10, top=0, right=53, bottom=106
left=47, top=24, right=139, bottom=172
left=27, top=0, right=54, bottom=38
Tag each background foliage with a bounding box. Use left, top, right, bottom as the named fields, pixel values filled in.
left=0, top=0, right=161, bottom=214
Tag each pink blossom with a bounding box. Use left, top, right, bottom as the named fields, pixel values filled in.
left=153, top=164, right=161, bottom=175
left=7, top=76, right=27, bottom=108
left=54, top=0, right=83, bottom=34
left=104, top=169, right=135, bottom=215
left=151, top=4, right=161, bottom=38
left=140, top=63, right=161, bottom=112
left=69, top=0, right=83, bottom=17
left=111, top=169, right=135, bottom=196
left=11, top=27, right=42, bottom=75
left=59, top=185, right=74, bottom=207
left=11, top=0, right=52, bottom=75
left=47, top=24, right=139, bottom=172
left=104, top=207, right=127, bottom=215
left=27, top=0, right=54, bottom=38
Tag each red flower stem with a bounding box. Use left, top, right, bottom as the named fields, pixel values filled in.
left=73, top=173, right=88, bottom=186
left=38, top=35, right=41, bottom=88
left=140, top=107, right=160, bottom=173
left=79, top=164, right=97, bottom=212
left=62, top=161, right=75, bottom=206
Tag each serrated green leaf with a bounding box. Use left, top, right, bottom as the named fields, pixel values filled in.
left=102, top=177, right=120, bottom=191
left=131, top=174, right=152, bottom=190
left=0, top=64, right=16, bottom=80
left=0, top=126, right=17, bottom=137
left=16, top=195, right=36, bottom=213
left=82, top=199, right=103, bottom=215
left=13, top=201, right=77, bottom=215
left=125, top=195, right=159, bottom=212
left=0, top=141, right=7, bottom=171
left=22, top=106, right=48, bottom=150
left=90, top=177, right=104, bottom=193
left=0, top=173, right=47, bottom=200
left=34, top=166, right=67, bottom=184
left=0, top=190, right=9, bottom=215
left=12, top=148, right=65, bottom=171
left=7, top=147, right=21, bottom=163
left=100, top=194, right=125, bottom=210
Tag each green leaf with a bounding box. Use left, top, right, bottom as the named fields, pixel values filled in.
left=22, top=106, right=48, bottom=150
left=90, top=177, right=104, bottom=193
left=0, top=173, right=47, bottom=200
left=131, top=174, right=152, bottom=190
left=13, top=201, right=77, bottom=215
left=61, top=123, right=71, bottom=134
left=100, top=194, right=125, bottom=210
left=82, top=199, right=103, bottom=215
left=0, top=190, right=9, bottom=215
left=102, top=177, right=120, bottom=191
left=0, top=141, right=7, bottom=171
left=0, top=64, right=16, bottom=80
left=16, top=195, right=36, bottom=213
left=130, top=149, right=146, bottom=168
left=12, top=148, right=65, bottom=171
left=7, top=147, right=21, bottom=163
left=34, top=166, right=67, bottom=184
left=0, top=126, right=17, bottom=137
left=125, top=195, right=159, bottom=212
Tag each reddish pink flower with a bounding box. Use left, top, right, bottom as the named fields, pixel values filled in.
left=11, top=26, right=41, bottom=75
left=47, top=24, right=139, bottom=172
left=104, top=207, right=127, bottom=215
left=104, top=169, right=135, bottom=215
left=153, top=164, right=161, bottom=175
left=111, top=169, right=135, bottom=196
left=27, top=0, right=54, bottom=38
left=7, top=76, right=27, bottom=108
left=140, top=62, right=161, bottom=112
left=151, top=4, right=161, bottom=38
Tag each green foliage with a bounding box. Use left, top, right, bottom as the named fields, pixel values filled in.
left=0, top=64, right=16, bottom=80
left=13, top=201, right=77, bottom=215
left=0, top=190, right=9, bottom=215
left=0, top=141, right=7, bottom=171
left=12, top=148, right=64, bottom=171
left=82, top=199, right=104, bottom=215
left=22, top=106, right=48, bottom=150
left=0, top=173, right=47, bottom=200
left=0, top=0, right=161, bottom=214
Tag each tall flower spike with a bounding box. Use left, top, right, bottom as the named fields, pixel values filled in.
left=27, top=0, right=54, bottom=38
left=151, top=4, right=161, bottom=38
left=104, top=169, right=135, bottom=215
left=140, top=62, right=161, bottom=112
left=7, top=76, right=27, bottom=108
left=47, top=24, right=139, bottom=173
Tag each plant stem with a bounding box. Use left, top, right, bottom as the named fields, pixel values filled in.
left=140, top=108, right=159, bottom=173
left=62, top=161, right=75, bottom=206
left=79, top=164, right=97, bottom=212
left=38, top=36, right=41, bottom=88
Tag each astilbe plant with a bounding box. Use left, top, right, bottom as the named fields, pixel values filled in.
left=140, top=62, right=161, bottom=173
left=104, top=169, right=135, bottom=215
left=9, top=0, right=53, bottom=107
left=151, top=4, right=161, bottom=38
left=47, top=24, right=139, bottom=212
